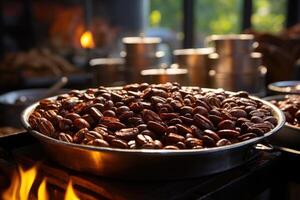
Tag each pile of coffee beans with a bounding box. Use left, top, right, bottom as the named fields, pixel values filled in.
left=28, top=82, right=277, bottom=150
left=271, top=95, right=300, bottom=127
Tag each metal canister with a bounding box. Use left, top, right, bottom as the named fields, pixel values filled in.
left=210, top=52, right=262, bottom=74
left=173, top=48, right=214, bottom=87
left=140, top=68, right=189, bottom=85
left=207, top=34, right=255, bottom=56
left=122, top=37, right=162, bottom=83
left=89, top=58, right=125, bottom=86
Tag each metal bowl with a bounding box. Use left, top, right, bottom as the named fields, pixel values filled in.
left=0, top=89, right=69, bottom=128
left=268, top=81, right=300, bottom=95
left=21, top=88, right=285, bottom=180
left=263, top=95, right=300, bottom=150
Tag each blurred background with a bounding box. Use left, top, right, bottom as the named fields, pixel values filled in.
left=0, top=0, right=298, bottom=94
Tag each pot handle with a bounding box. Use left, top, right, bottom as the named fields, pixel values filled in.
left=253, top=143, right=274, bottom=151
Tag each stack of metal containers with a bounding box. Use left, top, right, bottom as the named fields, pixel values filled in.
left=208, top=34, right=266, bottom=96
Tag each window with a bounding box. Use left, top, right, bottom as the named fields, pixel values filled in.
left=252, top=0, right=286, bottom=33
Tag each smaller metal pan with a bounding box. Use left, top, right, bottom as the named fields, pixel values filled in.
left=263, top=95, right=300, bottom=151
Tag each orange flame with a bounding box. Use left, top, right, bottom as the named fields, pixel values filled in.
left=64, top=180, right=80, bottom=200
left=3, top=165, right=80, bottom=200
left=2, top=166, right=37, bottom=200
left=38, top=178, right=48, bottom=200
left=80, top=31, right=95, bottom=48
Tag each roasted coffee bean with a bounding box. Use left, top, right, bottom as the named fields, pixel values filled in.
left=38, top=118, right=55, bottom=136
left=208, top=115, right=223, bottom=126
left=236, top=117, right=250, bottom=127
left=153, top=140, right=163, bottom=149
left=168, top=118, right=183, bottom=126
left=73, top=128, right=88, bottom=143
left=185, top=137, right=203, bottom=148
left=115, top=128, right=139, bottom=140
left=191, top=125, right=204, bottom=139
left=147, top=121, right=166, bottom=135
left=238, top=133, right=257, bottom=141
left=218, top=120, right=235, bottom=130
left=180, top=106, right=193, bottom=115
left=166, top=133, right=185, bottom=143
left=119, top=111, right=134, bottom=122
left=74, top=118, right=90, bottom=129
left=85, top=130, right=104, bottom=140
left=263, top=116, right=277, bottom=126
left=103, top=110, right=116, bottom=117
left=176, top=124, right=192, bottom=135
left=202, top=135, right=216, bottom=147
left=142, top=109, right=161, bottom=122
left=116, top=106, right=130, bottom=115
left=89, top=107, right=103, bottom=120
left=179, top=116, right=194, bottom=125
left=160, top=113, right=178, bottom=120
left=204, top=130, right=221, bottom=141
left=216, top=138, right=231, bottom=146
left=58, top=132, right=73, bottom=143
left=137, top=124, right=147, bottom=132
left=175, top=141, right=186, bottom=149
left=106, top=121, right=126, bottom=131
left=82, top=114, right=95, bottom=126
left=251, top=116, right=264, bottom=123
left=65, top=113, right=80, bottom=121
left=163, top=145, right=180, bottom=150
left=217, top=129, right=240, bottom=138
left=92, top=139, right=110, bottom=147
left=140, top=130, right=157, bottom=139
left=192, top=106, right=208, bottom=116
left=194, top=114, right=214, bottom=130
left=58, top=118, right=72, bottom=131
left=111, top=139, right=128, bottom=149
left=230, top=109, right=247, bottom=118
left=136, top=134, right=153, bottom=146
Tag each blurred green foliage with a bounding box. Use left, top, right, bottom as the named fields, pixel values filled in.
left=149, top=0, right=286, bottom=34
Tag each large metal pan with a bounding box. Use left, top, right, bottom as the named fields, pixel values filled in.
left=21, top=88, right=285, bottom=180
left=263, top=95, right=300, bottom=151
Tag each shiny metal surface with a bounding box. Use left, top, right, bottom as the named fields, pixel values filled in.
left=21, top=88, right=285, bottom=180
left=268, top=81, right=300, bottom=95
left=89, top=58, right=125, bottom=86
left=263, top=95, right=300, bottom=150
left=140, top=68, right=189, bottom=85
left=207, top=34, right=255, bottom=56
left=122, top=37, right=162, bottom=82
left=173, top=48, right=214, bottom=87
left=210, top=52, right=262, bottom=74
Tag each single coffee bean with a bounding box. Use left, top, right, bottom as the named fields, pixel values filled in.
left=38, top=118, right=55, bottom=137
left=73, top=128, right=88, bottom=143
left=176, top=124, right=192, bottom=135
left=147, top=121, right=166, bottom=135
left=217, top=129, right=240, bottom=138
left=74, top=118, right=90, bottom=129
left=216, top=138, right=231, bottom=146
left=136, top=134, right=153, bottom=146
left=194, top=114, right=215, bottom=130
left=111, top=139, right=128, bottom=149
left=115, top=128, right=139, bottom=140
left=218, top=120, right=235, bottom=130
left=163, top=145, right=180, bottom=150
left=166, top=133, right=185, bottom=143
left=58, top=132, right=73, bottom=143
left=204, top=130, right=221, bottom=141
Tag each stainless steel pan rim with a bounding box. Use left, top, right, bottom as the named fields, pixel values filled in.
left=21, top=87, right=285, bottom=156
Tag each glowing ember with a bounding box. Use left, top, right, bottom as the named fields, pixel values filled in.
left=80, top=31, right=95, bottom=49
left=64, top=180, right=80, bottom=200
left=38, top=179, right=48, bottom=200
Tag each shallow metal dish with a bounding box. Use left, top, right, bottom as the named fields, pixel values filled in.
left=268, top=81, right=300, bottom=95
left=263, top=95, right=300, bottom=151
left=21, top=88, right=285, bottom=180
